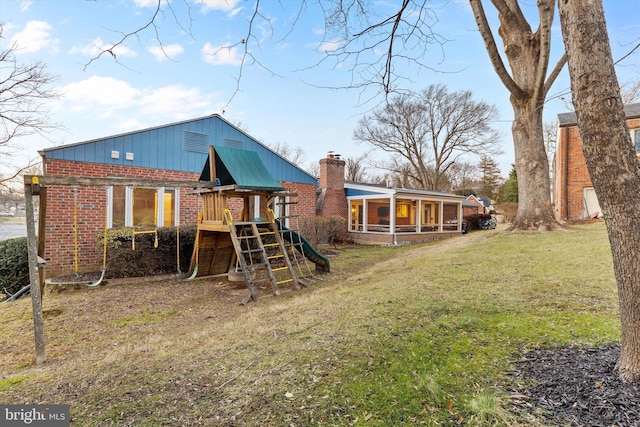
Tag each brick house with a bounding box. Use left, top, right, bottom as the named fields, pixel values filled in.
left=553, top=103, right=640, bottom=223
left=40, top=114, right=317, bottom=277
left=465, top=195, right=491, bottom=215
left=317, top=155, right=465, bottom=245
left=462, top=199, right=481, bottom=217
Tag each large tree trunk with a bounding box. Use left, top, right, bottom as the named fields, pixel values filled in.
left=559, top=0, right=640, bottom=382
left=509, top=98, right=557, bottom=230
left=470, top=0, right=563, bottom=231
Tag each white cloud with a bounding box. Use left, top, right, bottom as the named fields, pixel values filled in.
left=137, top=85, right=217, bottom=119
left=133, top=0, right=162, bottom=7
left=68, top=37, right=137, bottom=59
left=55, top=76, right=222, bottom=132
left=19, top=1, right=32, bottom=12
left=11, top=20, right=58, bottom=53
left=201, top=42, right=243, bottom=66
left=318, top=40, right=340, bottom=54
left=148, top=44, right=184, bottom=61
left=196, top=0, right=242, bottom=13
left=56, top=76, right=141, bottom=113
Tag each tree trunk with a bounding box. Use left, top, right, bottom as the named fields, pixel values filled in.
left=509, top=98, right=557, bottom=230
left=559, top=0, right=640, bottom=382
left=470, top=0, right=563, bottom=231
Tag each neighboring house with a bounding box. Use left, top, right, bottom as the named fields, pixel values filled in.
left=465, top=195, right=491, bottom=214
left=553, top=103, right=640, bottom=223
left=318, top=156, right=465, bottom=245
left=462, top=199, right=481, bottom=217
left=40, top=114, right=317, bottom=276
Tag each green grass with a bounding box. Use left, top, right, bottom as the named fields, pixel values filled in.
left=306, top=224, right=619, bottom=425
left=0, top=223, right=620, bottom=426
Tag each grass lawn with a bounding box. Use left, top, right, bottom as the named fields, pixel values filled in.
left=0, top=222, right=620, bottom=426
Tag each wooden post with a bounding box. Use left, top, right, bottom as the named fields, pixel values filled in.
left=37, top=187, right=47, bottom=295
left=24, top=176, right=46, bottom=365
left=209, top=145, right=216, bottom=184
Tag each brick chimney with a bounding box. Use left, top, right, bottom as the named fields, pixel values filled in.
left=317, top=153, right=348, bottom=218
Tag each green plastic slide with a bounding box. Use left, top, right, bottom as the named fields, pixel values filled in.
left=275, top=220, right=330, bottom=273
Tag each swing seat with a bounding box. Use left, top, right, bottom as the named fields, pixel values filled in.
left=84, top=268, right=106, bottom=288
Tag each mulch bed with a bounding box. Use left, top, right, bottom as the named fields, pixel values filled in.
left=510, top=343, right=640, bottom=426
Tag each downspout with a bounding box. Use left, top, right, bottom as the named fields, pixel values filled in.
left=563, top=125, right=569, bottom=221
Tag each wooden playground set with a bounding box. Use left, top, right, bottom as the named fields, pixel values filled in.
left=22, top=146, right=330, bottom=363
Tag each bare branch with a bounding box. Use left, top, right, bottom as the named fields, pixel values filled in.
left=315, top=0, right=448, bottom=97
left=544, top=52, right=567, bottom=97
left=532, top=0, right=556, bottom=102
left=469, top=0, right=524, bottom=99
left=353, top=84, right=501, bottom=192
left=0, top=26, right=59, bottom=173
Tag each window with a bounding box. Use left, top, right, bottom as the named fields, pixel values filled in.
left=633, top=129, right=640, bottom=154
left=108, top=186, right=180, bottom=228
left=349, top=200, right=363, bottom=231
left=367, top=199, right=391, bottom=232
left=111, top=186, right=126, bottom=228
left=422, top=202, right=440, bottom=228
left=133, top=188, right=157, bottom=226
left=442, top=202, right=460, bottom=231
left=163, top=189, right=176, bottom=226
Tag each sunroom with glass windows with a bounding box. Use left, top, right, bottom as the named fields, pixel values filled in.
left=345, top=182, right=465, bottom=245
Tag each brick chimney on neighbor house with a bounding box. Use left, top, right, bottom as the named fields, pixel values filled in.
left=317, top=152, right=348, bottom=218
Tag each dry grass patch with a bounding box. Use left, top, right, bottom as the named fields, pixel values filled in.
left=0, top=223, right=621, bottom=426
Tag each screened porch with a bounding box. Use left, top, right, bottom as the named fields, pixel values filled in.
left=345, top=183, right=465, bottom=245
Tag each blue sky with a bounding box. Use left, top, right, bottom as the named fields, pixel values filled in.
left=1, top=0, right=639, bottom=179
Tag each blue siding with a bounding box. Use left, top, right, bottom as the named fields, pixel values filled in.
left=345, top=188, right=384, bottom=197
left=44, top=115, right=317, bottom=185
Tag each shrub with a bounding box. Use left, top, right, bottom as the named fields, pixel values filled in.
left=315, top=216, right=348, bottom=245
left=97, top=226, right=196, bottom=278
left=0, top=237, right=29, bottom=298
left=496, top=202, right=518, bottom=223
left=463, top=213, right=494, bottom=231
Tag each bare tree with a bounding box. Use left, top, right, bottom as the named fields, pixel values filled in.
left=0, top=25, right=58, bottom=183
left=268, top=141, right=306, bottom=166
left=344, top=154, right=369, bottom=183
left=448, top=161, right=479, bottom=193
left=469, top=0, right=566, bottom=231
left=353, top=84, right=500, bottom=192
left=559, top=0, right=640, bottom=382
left=368, top=157, right=426, bottom=188
left=621, top=80, right=640, bottom=104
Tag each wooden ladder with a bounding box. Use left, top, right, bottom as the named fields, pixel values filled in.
left=224, top=209, right=299, bottom=304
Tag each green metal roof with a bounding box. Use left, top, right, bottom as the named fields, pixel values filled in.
left=199, top=146, right=284, bottom=191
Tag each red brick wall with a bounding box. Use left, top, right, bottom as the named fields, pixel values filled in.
left=41, top=159, right=319, bottom=276
left=463, top=206, right=479, bottom=217
left=43, top=159, right=200, bottom=276
left=555, top=117, right=640, bottom=222
left=280, top=181, right=317, bottom=238
left=319, top=158, right=348, bottom=219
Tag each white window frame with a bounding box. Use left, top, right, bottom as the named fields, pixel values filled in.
left=632, top=128, right=640, bottom=154
left=107, top=186, right=180, bottom=228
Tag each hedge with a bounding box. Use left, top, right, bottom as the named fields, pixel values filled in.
left=0, top=237, right=29, bottom=298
